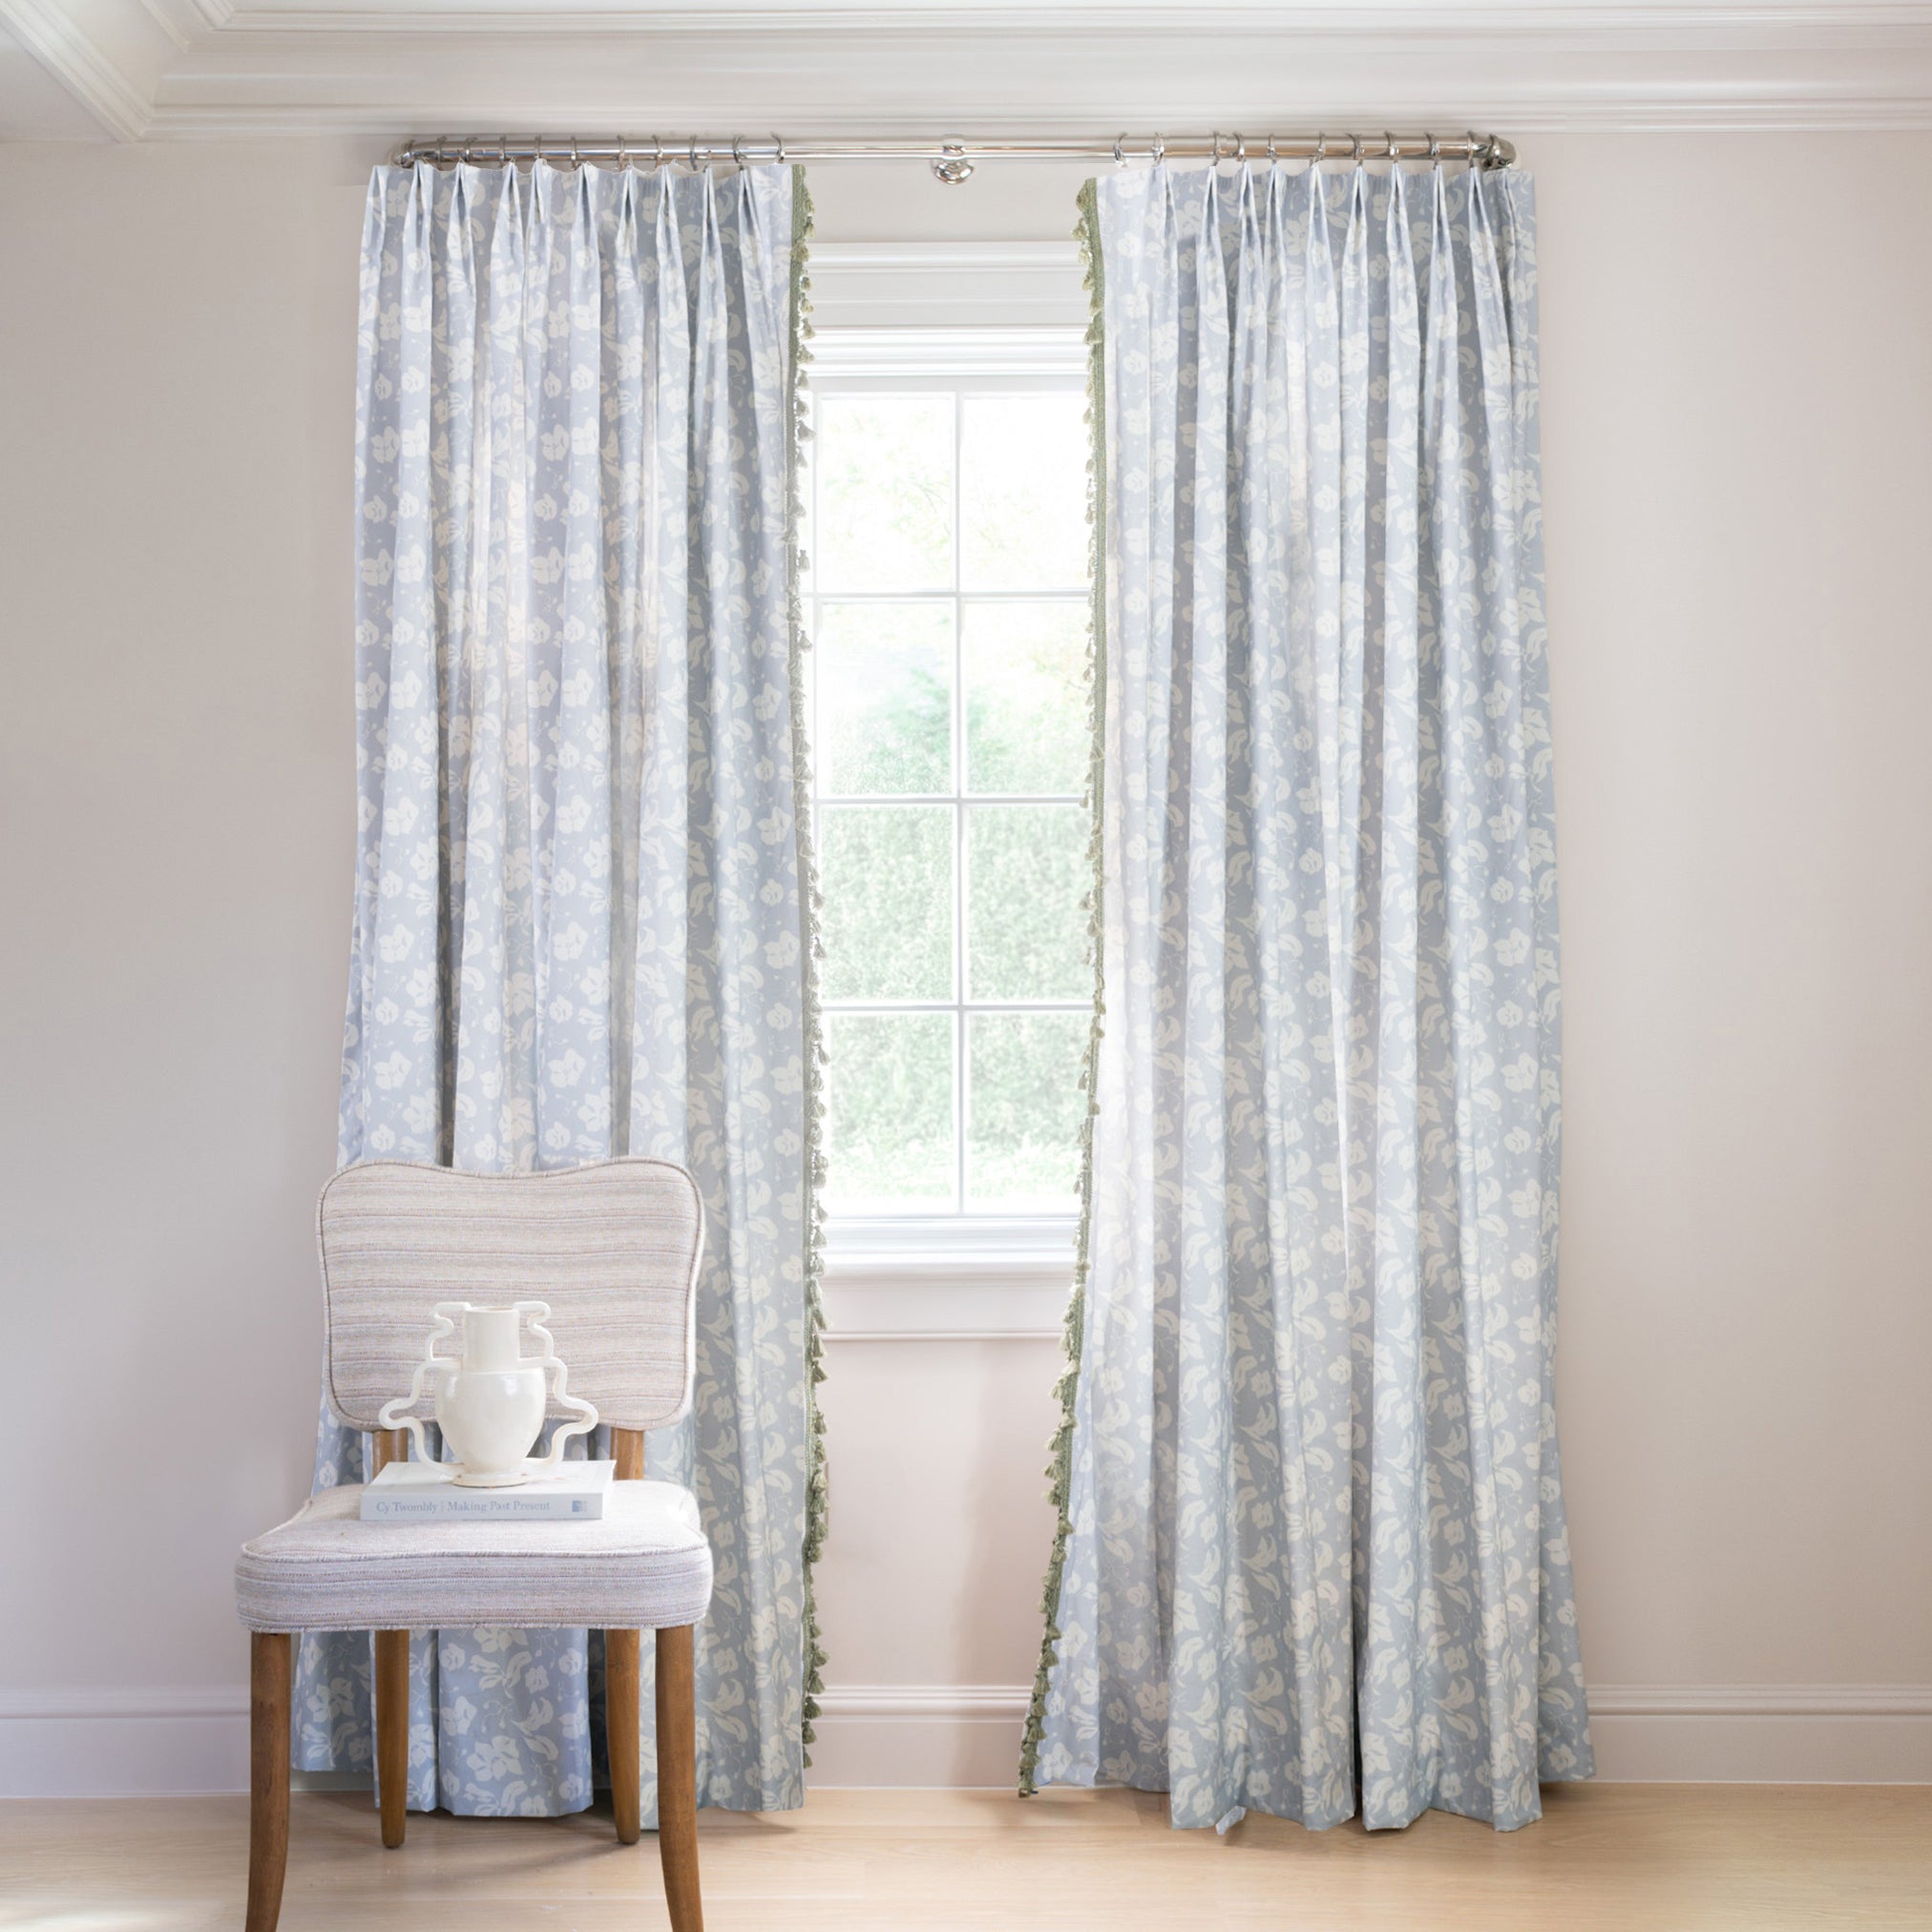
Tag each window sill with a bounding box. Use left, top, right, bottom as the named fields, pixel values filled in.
left=820, top=1217, right=1076, bottom=1339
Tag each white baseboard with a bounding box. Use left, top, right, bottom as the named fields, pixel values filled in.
left=807, top=1683, right=1932, bottom=1791
left=0, top=1686, right=250, bottom=1798
left=5, top=1682, right=1927, bottom=1798
left=809, top=1685, right=1032, bottom=1789
left=1586, top=1683, right=1932, bottom=1784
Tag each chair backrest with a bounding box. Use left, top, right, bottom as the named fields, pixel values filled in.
left=317, top=1159, right=704, bottom=1435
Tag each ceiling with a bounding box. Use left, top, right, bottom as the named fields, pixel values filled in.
left=3, top=1, right=1932, bottom=144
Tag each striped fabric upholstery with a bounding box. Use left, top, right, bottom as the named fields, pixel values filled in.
left=235, top=1480, right=713, bottom=1632
left=318, top=1160, right=704, bottom=1434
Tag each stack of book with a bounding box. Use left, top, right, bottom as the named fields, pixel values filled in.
left=359, top=1460, right=616, bottom=1522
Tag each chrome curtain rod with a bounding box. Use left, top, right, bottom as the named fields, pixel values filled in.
left=389, top=130, right=1517, bottom=184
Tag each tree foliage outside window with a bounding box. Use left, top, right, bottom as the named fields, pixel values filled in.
left=807, top=383, right=1090, bottom=1215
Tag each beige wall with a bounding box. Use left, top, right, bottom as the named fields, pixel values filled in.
left=1, top=134, right=1927, bottom=1795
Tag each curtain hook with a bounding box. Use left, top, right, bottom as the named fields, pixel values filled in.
left=496, top=134, right=512, bottom=169
left=532, top=133, right=546, bottom=170
left=1313, top=131, right=1328, bottom=167
left=1233, top=132, right=1247, bottom=162
left=1384, top=130, right=1398, bottom=163
left=431, top=132, right=451, bottom=169
left=1113, top=133, right=1127, bottom=167
left=1267, top=134, right=1278, bottom=165
left=616, top=135, right=628, bottom=169
left=732, top=136, right=747, bottom=171
left=771, top=132, right=786, bottom=164
left=649, top=135, right=663, bottom=172
left=570, top=134, right=581, bottom=170
left=1150, top=132, right=1166, bottom=164
left=1466, top=129, right=1479, bottom=168
left=1351, top=132, right=1363, bottom=166
left=689, top=136, right=702, bottom=173
left=1426, top=130, right=1439, bottom=168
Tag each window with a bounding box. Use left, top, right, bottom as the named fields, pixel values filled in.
left=805, top=351, right=1091, bottom=1229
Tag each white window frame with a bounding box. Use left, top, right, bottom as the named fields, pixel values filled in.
left=806, top=254, right=1089, bottom=1334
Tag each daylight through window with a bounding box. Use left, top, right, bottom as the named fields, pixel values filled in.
left=806, top=377, right=1091, bottom=1217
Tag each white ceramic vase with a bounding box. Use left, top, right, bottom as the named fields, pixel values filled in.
left=378, top=1300, right=599, bottom=1487
left=435, top=1307, right=549, bottom=1486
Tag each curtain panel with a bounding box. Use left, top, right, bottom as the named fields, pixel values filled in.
left=1025, top=162, right=1591, bottom=1832
left=298, top=158, right=825, bottom=1821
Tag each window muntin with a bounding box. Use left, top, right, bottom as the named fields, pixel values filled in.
left=806, top=378, right=1090, bottom=1220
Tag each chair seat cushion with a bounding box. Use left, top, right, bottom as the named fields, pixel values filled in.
left=235, top=1480, right=712, bottom=1633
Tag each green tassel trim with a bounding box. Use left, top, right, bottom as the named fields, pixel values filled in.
left=787, top=163, right=830, bottom=1764
left=1018, top=177, right=1107, bottom=1797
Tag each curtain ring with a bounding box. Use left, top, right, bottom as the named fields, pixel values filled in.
left=615, top=135, right=628, bottom=169
left=732, top=136, right=747, bottom=171
left=1267, top=134, right=1278, bottom=164
left=1351, top=132, right=1363, bottom=166
left=1313, top=131, right=1328, bottom=166
left=1384, top=130, right=1398, bottom=162
left=1466, top=129, right=1479, bottom=167
left=771, top=132, right=786, bottom=164
left=1425, top=130, right=1439, bottom=166
left=1150, top=132, right=1166, bottom=164
left=432, top=132, right=452, bottom=170
left=495, top=134, right=511, bottom=169
left=1233, top=132, right=1247, bottom=162
left=1209, top=131, right=1225, bottom=165
left=689, top=136, right=702, bottom=172
left=532, top=133, right=546, bottom=170
left=569, top=134, right=580, bottom=170
left=1113, top=133, right=1126, bottom=167
left=649, top=135, right=663, bottom=171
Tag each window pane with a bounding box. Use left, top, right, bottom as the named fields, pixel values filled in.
left=815, top=394, right=954, bottom=592
left=960, top=392, right=1088, bottom=592
left=967, top=1011, right=1086, bottom=1209
left=966, top=804, right=1089, bottom=1000
left=819, top=805, right=953, bottom=1001
left=964, top=599, right=1087, bottom=795
left=818, top=601, right=952, bottom=796
left=828, top=1012, right=956, bottom=1210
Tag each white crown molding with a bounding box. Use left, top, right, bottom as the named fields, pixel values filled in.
left=142, top=0, right=237, bottom=49
left=10, top=2, right=1932, bottom=143
left=163, top=5, right=1932, bottom=30
left=0, top=0, right=163, bottom=138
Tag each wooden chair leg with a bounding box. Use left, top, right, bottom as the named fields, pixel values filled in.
left=245, top=1631, right=291, bottom=1932
left=607, top=1628, right=641, bottom=1843
left=374, top=1629, right=410, bottom=1849
left=370, top=1426, right=411, bottom=1851
left=655, top=1624, right=704, bottom=1932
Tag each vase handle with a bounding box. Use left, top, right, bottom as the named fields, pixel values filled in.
left=376, top=1300, right=470, bottom=1465
left=515, top=1299, right=600, bottom=1471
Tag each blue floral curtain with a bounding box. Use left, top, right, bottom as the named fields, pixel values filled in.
left=298, top=158, right=825, bottom=1822
left=1024, top=160, right=1592, bottom=1832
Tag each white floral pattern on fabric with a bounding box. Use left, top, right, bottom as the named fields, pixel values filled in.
left=297, top=159, right=819, bottom=1824
left=1028, top=162, right=1592, bottom=1833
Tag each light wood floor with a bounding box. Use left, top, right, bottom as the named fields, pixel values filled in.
left=4, top=1784, right=1928, bottom=1931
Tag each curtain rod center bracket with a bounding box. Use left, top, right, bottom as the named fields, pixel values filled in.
left=931, top=140, right=975, bottom=186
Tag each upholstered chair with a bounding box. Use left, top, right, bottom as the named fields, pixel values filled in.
left=234, top=1159, right=712, bottom=1932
